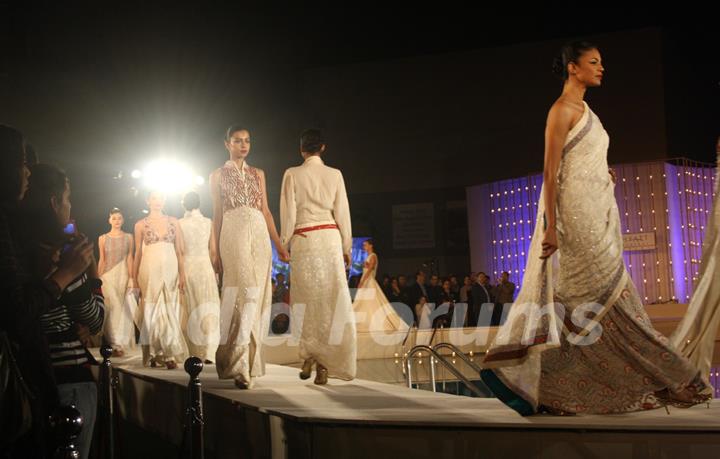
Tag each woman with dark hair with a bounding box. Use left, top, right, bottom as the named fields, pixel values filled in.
left=98, top=207, right=135, bottom=356
left=25, top=163, right=105, bottom=459
left=440, top=278, right=458, bottom=304
left=23, top=164, right=105, bottom=458
left=132, top=190, right=188, bottom=370
left=481, top=42, right=709, bottom=415
left=351, top=239, right=405, bottom=332
left=388, top=277, right=402, bottom=303
left=211, top=126, right=287, bottom=389
left=280, top=128, right=356, bottom=384
left=0, top=126, right=92, bottom=458
left=178, top=191, right=220, bottom=363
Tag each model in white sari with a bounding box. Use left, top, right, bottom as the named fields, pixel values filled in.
left=481, top=45, right=709, bottom=415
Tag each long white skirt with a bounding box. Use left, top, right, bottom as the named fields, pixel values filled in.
left=290, top=227, right=356, bottom=380
left=182, top=254, right=221, bottom=361
left=137, top=242, right=187, bottom=365
left=216, top=207, right=272, bottom=382
left=353, top=276, right=405, bottom=333
left=101, top=261, right=135, bottom=350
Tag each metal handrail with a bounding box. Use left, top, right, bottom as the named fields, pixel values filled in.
left=403, top=345, right=485, bottom=397
left=432, top=342, right=484, bottom=375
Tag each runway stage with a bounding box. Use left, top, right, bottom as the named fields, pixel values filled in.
left=107, top=350, right=720, bottom=459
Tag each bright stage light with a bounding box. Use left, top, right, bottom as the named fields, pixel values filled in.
left=195, top=176, right=205, bottom=186
left=142, top=159, right=196, bottom=194
left=131, top=169, right=143, bottom=179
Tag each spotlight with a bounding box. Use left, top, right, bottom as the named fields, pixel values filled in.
left=141, top=159, right=195, bottom=194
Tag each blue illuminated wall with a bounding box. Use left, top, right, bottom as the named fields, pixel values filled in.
left=468, top=159, right=715, bottom=304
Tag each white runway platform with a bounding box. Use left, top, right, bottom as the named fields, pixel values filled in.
left=106, top=349, right=720, bottom=459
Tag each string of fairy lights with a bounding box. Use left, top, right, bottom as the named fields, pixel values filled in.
left=484, top=159, right=715, bottom=304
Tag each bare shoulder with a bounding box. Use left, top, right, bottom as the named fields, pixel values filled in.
left=548, top=98, right=578, bottom=119
left=548, top=97, right=584, bottom=125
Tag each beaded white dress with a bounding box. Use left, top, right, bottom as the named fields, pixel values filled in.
left=100, top=232, right=135, bottom=351
left=179, top=209, right=220, bottom=362
left=481, top=102, right=707, bottom=415
left=215, top=161, right=272, bottom=385
left=280, top=155, right=357, bottom=380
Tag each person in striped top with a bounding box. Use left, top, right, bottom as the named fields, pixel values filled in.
left=23, top=163, right=105, bottom=459
left=41, top=272, right=105, bottom=370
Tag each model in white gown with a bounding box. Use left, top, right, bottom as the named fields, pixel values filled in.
left=352, top=240, right=405, bottom=332
left=178, top=194, right=220, bottom=362
left=133, top=192, right=188, bottom=369
left=670, top=137, right=720, bottom=394
left=211, top=126, right=288, bottom=389
left=98, top=208, right=135, bottom=356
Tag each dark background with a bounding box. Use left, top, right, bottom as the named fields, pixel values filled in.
left=2, top=3, right=718, bottom=274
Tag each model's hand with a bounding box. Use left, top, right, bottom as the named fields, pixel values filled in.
left=609, top=168, right=617, bottom=184
left=278, top=247, right=291, bottom=263
left=540, top=227, right=558, bottom=259
left=178, top=274, right=186, bottom=294
left=343, top=253, right=350, bottom=268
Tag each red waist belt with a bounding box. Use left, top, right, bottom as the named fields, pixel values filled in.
left=293, top=224, right=339, bottom=237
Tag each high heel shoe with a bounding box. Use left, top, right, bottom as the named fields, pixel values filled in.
left=314, top=364, right=328, bottom=385
left=299, top=358, right=315, bottom=380
left=165, top=360, right=178, bottom=370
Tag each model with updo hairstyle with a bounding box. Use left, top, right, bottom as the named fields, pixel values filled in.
left=178, top=190, right=220, bottom=363
left=98, top=206, right=135, bottom=356
left=481, top=41, right=710, bottom=415
left=210, top=125, right=287, bottom=389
